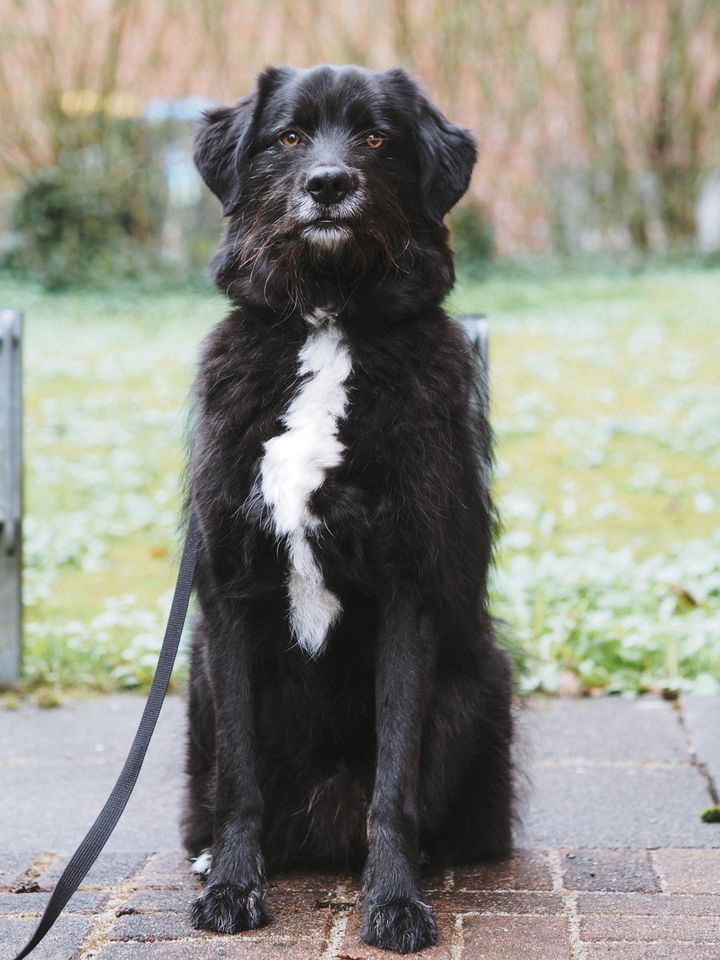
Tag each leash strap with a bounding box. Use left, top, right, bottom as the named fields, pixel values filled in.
left=13, top=513, right=200, bottom=960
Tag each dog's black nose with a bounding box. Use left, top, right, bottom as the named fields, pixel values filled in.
left=306, top=166, right=353, bottom=206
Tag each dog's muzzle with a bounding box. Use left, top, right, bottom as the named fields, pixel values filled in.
left=293, top=164, right=363, bottom=250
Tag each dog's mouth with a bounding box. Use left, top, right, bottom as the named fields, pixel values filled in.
left=311, top=217, right=353, bottom=230
left=301, top=219, right=354, bottom=249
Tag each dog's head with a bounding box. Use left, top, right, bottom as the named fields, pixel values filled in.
left=195, top=65, right=476, bottom=313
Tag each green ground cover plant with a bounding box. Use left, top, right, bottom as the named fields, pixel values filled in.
left=4, top=263, right=719, bottom=696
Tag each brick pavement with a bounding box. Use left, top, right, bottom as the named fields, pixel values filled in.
left=3, top=847, right=720, bottom=958
left=1, top=693, right=718, bottom=957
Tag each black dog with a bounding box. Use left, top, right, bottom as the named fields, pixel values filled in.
left=184, top=64, right=514, bottom=954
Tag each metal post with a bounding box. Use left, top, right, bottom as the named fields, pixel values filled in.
left=0, top=308, right=22, bottom=686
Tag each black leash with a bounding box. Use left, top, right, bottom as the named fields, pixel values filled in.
left=12, top=513, right=200, bottom=960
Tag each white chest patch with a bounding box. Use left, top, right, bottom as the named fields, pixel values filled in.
left=259, top=320, right=352, bottom=656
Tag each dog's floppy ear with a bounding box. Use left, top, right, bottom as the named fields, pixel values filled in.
left=385, top=68, right=477, bottom=223
left=193, top=99, right=254, bottom=215
left=194, top=67, right=296, bottom=215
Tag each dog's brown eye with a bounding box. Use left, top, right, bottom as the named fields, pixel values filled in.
left=280, top=131, right=301, bottom=147
left=366, top=133, right=385, bottom=149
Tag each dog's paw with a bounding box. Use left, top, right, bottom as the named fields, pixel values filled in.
left=361, top=896, right=437, bottom=954
left=191, top=881, right=267, bottom=934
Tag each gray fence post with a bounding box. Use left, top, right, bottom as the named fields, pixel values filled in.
left=0, top=308, right=22, bottom=686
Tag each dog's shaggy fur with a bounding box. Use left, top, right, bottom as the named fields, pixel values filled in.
left=184, top=64, right=514, bottom=953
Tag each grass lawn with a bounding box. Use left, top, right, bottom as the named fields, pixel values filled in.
left=3, top=263, right=719, bottom=698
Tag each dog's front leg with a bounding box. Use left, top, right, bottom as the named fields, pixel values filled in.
left=361, top=590, right=438, bottom=954
left=191, top=605, right=267, bottom=934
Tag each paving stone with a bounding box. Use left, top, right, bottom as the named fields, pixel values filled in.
left=682, top=695, right=720, bottom=792
left=0, top=853, right=38, bottom=891
left=577, top=892, right=720, bottom=916
left=135, top=852, right=198, bottom=890
left=584, top=946, right=720, bottom=960
left=272, top=870, right=360, bottom=906
left=262, top=891, right=334, bottom=940
left=1, top=760, right=183, bottom=851
left=579, top=914, right=720, bottom=942
left=523, top=764, right=716, bottom=847
left=35, top=851, right=146, bottom=890
left=462, top=914, right=572, bottom=959
left=339, top=910, right=455, bottom=959
left=654, top=849, right=720, bottom=894
left=454, top=850, right=553, bottom=891
left=0, top=697, right=180, bottom=764
left=0, top=914, right=93, bottom=959
left=0, top=890, right=108, bottom=914
left=1, top=696, right=185, bottom=852
left=429, top=890, right=563, bottom=914
left=520, top=697, right=690, bottom=763
left=271, top=869, right=353, bottom=891
left=109, top=911, right=203, bottom=941
left=94, top=941, right=321, bottom=959
left=120, top=889, right=190, bottom=914
left=560, top=849, right=658, bottom=892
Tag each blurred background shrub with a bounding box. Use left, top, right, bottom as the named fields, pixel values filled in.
left=9, top=116, right=168, bottom=288
left=448, top=203, right=495, bottom=268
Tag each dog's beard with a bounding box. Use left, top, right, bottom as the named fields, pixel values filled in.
left=215, top=177, right=417, bottom=316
